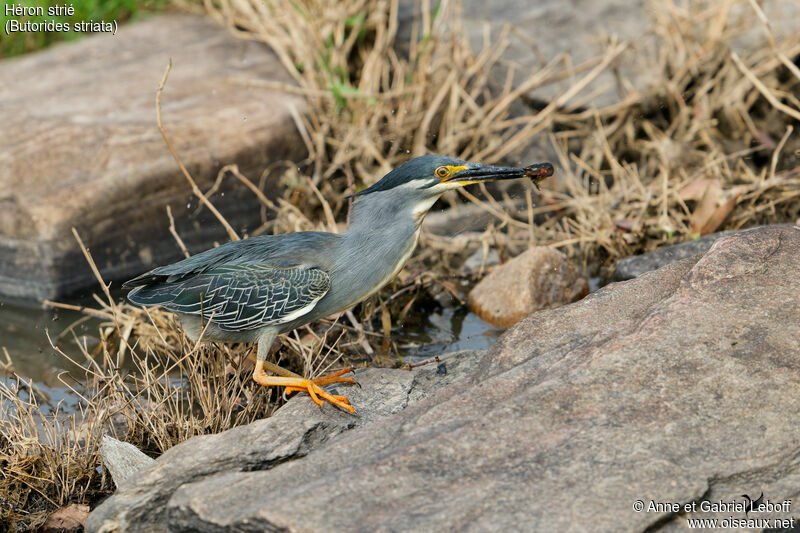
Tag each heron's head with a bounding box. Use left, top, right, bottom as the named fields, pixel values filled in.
left=348, top=155, right=553, bottom=202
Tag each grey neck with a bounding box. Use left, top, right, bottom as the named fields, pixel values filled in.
left=296, top=188, right=438, bottom=325
left=338, top=188, right=427, bottom=278
left=345, top=188, right=420, bottom=235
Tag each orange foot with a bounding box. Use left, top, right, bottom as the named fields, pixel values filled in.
left=253, top=365, right=356, bottom=414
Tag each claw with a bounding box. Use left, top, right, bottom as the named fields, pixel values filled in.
left=253, top=362, right=356, bottom=414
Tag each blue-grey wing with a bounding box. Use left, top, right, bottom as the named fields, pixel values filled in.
left=127, top=263, right=330, bottom=331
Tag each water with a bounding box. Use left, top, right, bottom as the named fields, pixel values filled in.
left=0, top=272, right=610, bottom=415
left=0, top=299, right=95, bottom=414
left=0, top=295, right=501, bottom=414
left=394, top=304, right=502, bottom=362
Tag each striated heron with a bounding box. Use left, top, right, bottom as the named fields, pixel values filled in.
left=124, top=155, right=554, bottom=413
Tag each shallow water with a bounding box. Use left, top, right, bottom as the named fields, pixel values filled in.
left=0, top=294, right=501, bottom=414
left=1, top=274, right=605, bottom=414
left=393, top=304, right=502, bottom=362
left=0, top=299, right=94, bottom=414
left=0, top=198, right=553, bottom=418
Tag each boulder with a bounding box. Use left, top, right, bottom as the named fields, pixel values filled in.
left=614, top=232, right=736, bottom=282
left=401, top=0, right=800, bottom=108
left=398, top=0, right=655, bottom=109
left=87, top=225, right=800, bottom=531
left=422, top=199, right=525, bottom=237
left=468, top=246, right=588, bottom=327
left=0, top=14, right=306, bottom=301
left=612, top=224, right=793, bottom=280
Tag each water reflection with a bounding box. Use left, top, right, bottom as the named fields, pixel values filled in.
left=394, top=304, right=503, bottom=362
left=0, top=300, right=93, bottom=414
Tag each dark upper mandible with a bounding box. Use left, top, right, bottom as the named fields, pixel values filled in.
left=347, top=154, right=467, bottom=198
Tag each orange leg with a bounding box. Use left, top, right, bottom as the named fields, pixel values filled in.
left=285, top=368, right=355, bottom=404
left=286, top=368, right=355, bottom=388
left=253, top=360, right=355, bottom=414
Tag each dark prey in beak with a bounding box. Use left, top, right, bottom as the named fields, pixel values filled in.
left=446, top=161, right=555, bottom=190
left=524, top=162, right=555, bottom=190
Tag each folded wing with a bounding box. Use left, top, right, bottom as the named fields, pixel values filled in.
left=126, top=262, right=330, bottom=331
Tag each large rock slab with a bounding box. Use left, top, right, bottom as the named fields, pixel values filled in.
left=398, top=0, right=655, bottom=112
left=0, top=14, right=306, bottom=301
left=86, top=350, right=483, bottom=533
left=401, top=0, right=800, bottom=109
left=88, top=225, right=800, bottom=531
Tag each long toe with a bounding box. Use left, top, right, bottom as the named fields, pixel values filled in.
left=282, top=381, right=354, bottom=413
left=310, top=368, right=356, bottom=387
left=309, top=382, right=355, bottom=414
left=286, top=387, right=350, bottom=405
left=253, top=366, right=355, bottom=413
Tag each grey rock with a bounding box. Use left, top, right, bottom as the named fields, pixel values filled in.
left=0, top=14, right=306, bottom=301
left=422, top=199, right=524, bottom=237
left=86, top=351, right=484, bottom=533
left=612, top=224, right=793, bottom=280
left=399, top=0, right=656, bottom=108
left=614, top=232, right=738, bottom=281
left=90, top=225, right=800, bottom=532
left=401, top=0, right=800, bottom=109
left=100, top=436, right=156, bottom=490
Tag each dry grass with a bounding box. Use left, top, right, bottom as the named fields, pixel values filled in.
left=1, top=239, right=345, bottom=530
left=2, top=0, right=800, bottom=530
left=538, top=0, right=800, bottom=271
left=204, top=0, right=799, bottom=276
left=0, top=291, right=357, bottom=530
left=0, top=300, right=271, bottom=530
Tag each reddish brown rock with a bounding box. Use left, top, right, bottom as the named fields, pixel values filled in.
left=0, top=14, right=306, bottom=301
left=41, top=504, right=89, bottom=533
left=468, top=246, right=589, bottom=328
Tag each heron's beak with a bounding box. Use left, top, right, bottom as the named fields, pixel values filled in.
left=445, top=162, right=554, bottom=187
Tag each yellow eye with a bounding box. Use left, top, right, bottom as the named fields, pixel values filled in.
left=435, top=166, right=449, bottom=178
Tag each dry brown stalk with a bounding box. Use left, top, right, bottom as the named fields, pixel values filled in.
left=166, top=205, right=191, bottom=258
left=155, top=59, right=241, bottom=241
